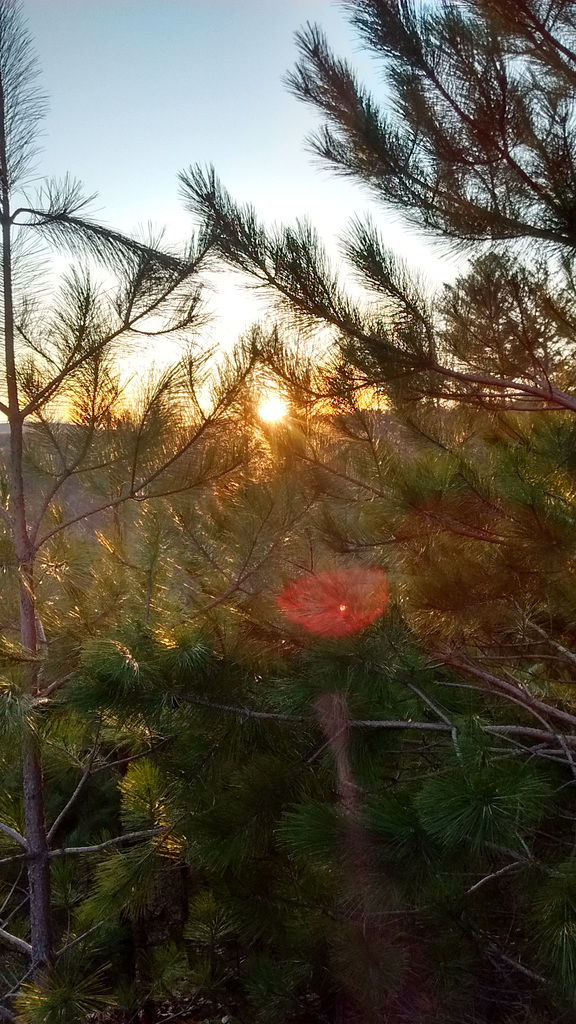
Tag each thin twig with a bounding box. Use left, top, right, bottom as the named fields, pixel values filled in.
left=56, top=922, right=104, bottom=957
left=525, top=616, right=576, bottom=671
left=404, top=681, right=453, bottom=727
left=1, top=895, right=29, bottom=930
left=466, top=859, right=526, bottom=895
left=487, top=944, right=546, bottom=984
left=91, top=740, right=169, bottom=776
left=404, top=680, right=462, bottom=760
left=1, top=961, right=36, bottom=1002
left=183, top=695, right=306, bottom=721
left=0, top=855, right=26, bottom=867
left=47, top=725, right=101, bottom=844
left=0, top=867, right=24, bottom=918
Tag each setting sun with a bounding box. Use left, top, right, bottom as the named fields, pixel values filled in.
left=258, top=394, right=289, bottom=422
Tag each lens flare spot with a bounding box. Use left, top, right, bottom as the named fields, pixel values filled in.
left=277, top=568, right=389, bottom=637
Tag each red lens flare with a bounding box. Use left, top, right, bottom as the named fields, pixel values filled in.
left=277, top=568, right=389, bottom=637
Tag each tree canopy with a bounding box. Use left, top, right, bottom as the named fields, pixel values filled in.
left=6, top=2, right=576, bottom=1023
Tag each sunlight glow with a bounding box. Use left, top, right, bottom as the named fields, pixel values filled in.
left=258, top=395, right=288, bottom=422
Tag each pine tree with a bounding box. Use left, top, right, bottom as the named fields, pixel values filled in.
left=182, top=0, right=576, bottom=1014
left=0, top=2, right=260, bottom=1011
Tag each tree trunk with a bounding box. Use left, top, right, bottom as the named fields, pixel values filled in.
left=9, top=400, right=53, bottom=971
left=15, top=517, right=52, bottom=969
left=0, top=70, right=53, bottom=966
left=22, top=730, right=52, bottom=968
left=10, top=428, right=53, bottom=970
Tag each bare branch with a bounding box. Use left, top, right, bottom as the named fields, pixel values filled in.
left=524, top=616, right=576, bottom=672
left=49, top=827, right=168, bottom=858
left=353, top=718, right=451, bottom=732
left=183, top=695, right=306, bottom=722
left=1, top=896, right=28, bottom=931
left=1, top=963, right=36, bottom=1007
left=403, top=680, right=463, bottom=759
left=466, top=859, right=527, bottom=895
left=0, top=822, right=26, bottom=850
left=436, top=651, right=576, bottom=730
left=37, top=672, right=75, bottom=699
left=403, top=681, right=452, bottom=726
left=180, top=697, right=575, bottom=748
left=56, top=922, right=103, bottom=958
left=0, top=927, right=31, bottom=957
left=90, top=740, right=169, bottom=776
left=486, top=944, right=546, bottom=985
left=47, top=729, right=101, bottom=844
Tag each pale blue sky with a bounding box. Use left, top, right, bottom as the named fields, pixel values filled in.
left=23, top=0, right=456, bottom=353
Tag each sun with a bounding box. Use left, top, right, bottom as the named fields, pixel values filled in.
left=257, top=394, right=289, bottom=423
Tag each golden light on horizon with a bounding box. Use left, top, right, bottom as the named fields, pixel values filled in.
left=257, top=394, right=289, bottom=423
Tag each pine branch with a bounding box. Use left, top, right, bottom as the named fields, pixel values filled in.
left=13, top=206, right=185, bottom=275
left=19, top=252, right=206, bottom=419
left=186, top=493, right=314, bottom=620
left=431, top=361, right=576, bottom=413
left=34, top=456, right=243, bottom=552
left=499, top=0, right=576, bottom=71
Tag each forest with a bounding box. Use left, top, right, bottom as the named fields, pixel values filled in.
left=2, top=1, right=576, bottom=1022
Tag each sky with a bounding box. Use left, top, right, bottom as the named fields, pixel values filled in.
left=23, top=0, right=459, bottom=362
